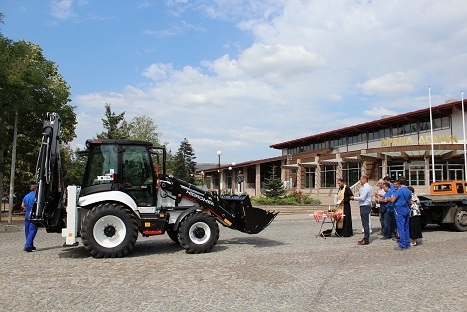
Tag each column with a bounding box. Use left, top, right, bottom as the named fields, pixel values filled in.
left=315, top=156, right=321, bottom=189
left=424, top=157, right=430, bottom=185
left=337, top=162, right=343, bottom=180
left=296, top=159, right=302, bottom=190
left=255, top=164, right=261, bottom=196
left=220, top=171, right=224, bottom=192
left=382, top=155, right=388, bottom=178
left=362, top=161, right=367, bottom=177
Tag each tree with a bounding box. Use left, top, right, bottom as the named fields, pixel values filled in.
left=61, top=145, right=86, bottom=186
left=97, top=103, right=129, bottom=139
left=0, top=38, right=75, bottom=223
left=263, top=165, right=286, bottom=198
left=0, top=12, right=4, bottom=37
left=172, top=138, right=197, bottom=183
left=128, top=114, right=164, bottom=146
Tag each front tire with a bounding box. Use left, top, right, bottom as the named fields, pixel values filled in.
left=178, top=213, right=219, bottom=254
left=81, top=203, right=139, bottom=258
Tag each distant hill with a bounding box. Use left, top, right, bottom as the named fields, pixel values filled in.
left=196, top=163, right=217, bottom=171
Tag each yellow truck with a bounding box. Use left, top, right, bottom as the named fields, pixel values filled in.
left=418, top=180, right=467, bottom=231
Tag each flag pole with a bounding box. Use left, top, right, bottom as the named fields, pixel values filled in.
left=462, top=91, right=466, bottom=179
left=429, top=86, right=435, bottom=183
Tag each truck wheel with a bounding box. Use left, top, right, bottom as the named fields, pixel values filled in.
left=166, top=229, right=179, bottom=244
left=178, top=213, right=219, bottom=254
left=452, top=209, right=467, bottom=232
left=81, top=203, right=139, bottom=258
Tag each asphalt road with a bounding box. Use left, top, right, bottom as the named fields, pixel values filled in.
left=1, top=212, right=466, bottom=312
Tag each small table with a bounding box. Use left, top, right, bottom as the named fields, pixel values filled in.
left=312, top=211, right=343, bottom=238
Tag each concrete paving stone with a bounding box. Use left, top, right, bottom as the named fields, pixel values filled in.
left=0, top=210, right=466, bottom=311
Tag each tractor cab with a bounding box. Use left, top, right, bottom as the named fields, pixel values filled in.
left=80, top=139, right=159, bottom=207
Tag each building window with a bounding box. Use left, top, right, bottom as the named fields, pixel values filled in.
left=321, top=165, right=336, bottom=188
left=379, top=128, right=391, bottom=139
left=429, top=161, right=464, bottom=181
left=226, top=170, right=233, bottom=189
left=420, top=116, right=451, bottom=133
left=214, top=173, right=220, bottom=189
left=368, top=128, right=380, bottom=142
left=406, top=164, right=425, bottom=186
left=342, top=163, right=361, bottom=186
left=388, top=163, right=405, bottom=182
left=305, top=168, right=316, bottom=188
left=391, top=121, right=417, bottom=137
left=348, top=132, right=364, bottom=145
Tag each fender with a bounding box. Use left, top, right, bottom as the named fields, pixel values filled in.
left=173, top=207, right=201, bottom=230
left=78, top=191, right=138, bottom=211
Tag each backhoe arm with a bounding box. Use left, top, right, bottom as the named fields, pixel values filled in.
left=30, top=112, right=65, bottom=232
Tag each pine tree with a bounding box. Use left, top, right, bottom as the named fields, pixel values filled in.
left=173, top=138, right=197, bottom=183
left=263, top=165, right=286, bottom=198
left=97, top=103, right=129, bottom=139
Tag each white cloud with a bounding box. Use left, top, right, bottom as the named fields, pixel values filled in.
left=358, top=72, right=414, bottom=97
left=50, top=0, right=74, bottom=20
left=237, top=43, right=325, bottom=81
left=70, top=0, right=467, bottom=162
left=364, top=107, right=398, bottom=119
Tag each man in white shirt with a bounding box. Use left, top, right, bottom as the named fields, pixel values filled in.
left=351, top=175, right=373, bottom=245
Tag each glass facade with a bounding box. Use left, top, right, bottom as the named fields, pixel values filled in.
left=380, top=161, right=465, bottom=185
left=287, top=115, right=451, bottom=155
left=342, top=163, right=361, bottom=186
left=321, top=165, right=336, bottom=188
left=305, top=168, right=315, bottom=188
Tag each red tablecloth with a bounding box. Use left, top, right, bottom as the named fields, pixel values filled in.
left=313, top=211, right=343, bottom=222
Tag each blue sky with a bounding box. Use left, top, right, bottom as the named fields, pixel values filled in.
left=2, top=0, right=467, bottom=164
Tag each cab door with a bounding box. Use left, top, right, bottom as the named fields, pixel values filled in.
left=121, top=145, right=156, bottom=206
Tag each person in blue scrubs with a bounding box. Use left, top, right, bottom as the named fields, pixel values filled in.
left=22, top=184, right=38, bottom=252
left=390, top=177, right=412, bottom=250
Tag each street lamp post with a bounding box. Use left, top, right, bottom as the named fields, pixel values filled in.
left=230, top=162, right=236, bottom=194
left=217, top=151, right=222, bottom=195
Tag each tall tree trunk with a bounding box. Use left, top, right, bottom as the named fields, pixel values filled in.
left=8, top=111, right=18, bottom=225
left=0, top=115, right=3, bottom=222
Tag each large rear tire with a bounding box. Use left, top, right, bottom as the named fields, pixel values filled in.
left=451, top=209, right=467, bottom=232
left=178, top=213, right=219, bottom=254
left=166, top=229, right=179, bottom=244
left=81, top=203, right=139, bottom=258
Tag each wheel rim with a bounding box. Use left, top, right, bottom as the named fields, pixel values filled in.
left=93, top=215, right=127, bottom=248
left=188, top=222, right=211, bottom=245
left=457, top=211, right=467, bottom=227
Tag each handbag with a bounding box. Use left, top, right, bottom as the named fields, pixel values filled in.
left=410, top=202, right=421, bottom=217
left=378, top=203, right=387, bottom=214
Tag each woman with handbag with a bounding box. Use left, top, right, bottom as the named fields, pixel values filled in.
left=408, top=186, right=423, bottom=246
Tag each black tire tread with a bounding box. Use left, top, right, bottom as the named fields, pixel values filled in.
left=81, top=202, right=139, bottom=258
left=166, top=229, right=179, bottom=244
left=178, top=213, right=219, bottom=254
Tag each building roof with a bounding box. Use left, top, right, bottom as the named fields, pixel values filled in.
left=269, top=100, right=465, bottom=149
left=197, top=154, right=287, bottom=173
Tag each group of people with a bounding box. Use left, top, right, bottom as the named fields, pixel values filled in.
left=333, top=175, right=422, bottom=250
left=374, top=176, right=423, bottom=249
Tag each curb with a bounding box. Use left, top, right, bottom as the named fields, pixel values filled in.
left=0, top=224, right=21, bottom=233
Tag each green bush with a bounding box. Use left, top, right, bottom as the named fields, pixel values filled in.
left=251, top=191, right=321, bottom=205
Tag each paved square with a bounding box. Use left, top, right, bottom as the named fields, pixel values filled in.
left=1, top=211, right=466, bottom=311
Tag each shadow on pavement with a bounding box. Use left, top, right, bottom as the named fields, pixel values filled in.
left=58, top=246, right=92, bottom=258
left=55, top=236, right=283, bottom=259
left=130, top=239, right=229, bottom=256
left=421, top=224, right=452, bottom=232
left=218, top=236, right=285, bottom=248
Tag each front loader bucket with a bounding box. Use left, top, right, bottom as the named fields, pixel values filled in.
left=220, top=195, right=278, bottom=234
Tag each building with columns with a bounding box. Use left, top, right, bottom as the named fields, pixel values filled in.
left=199, top=100, right=467, bottom=197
